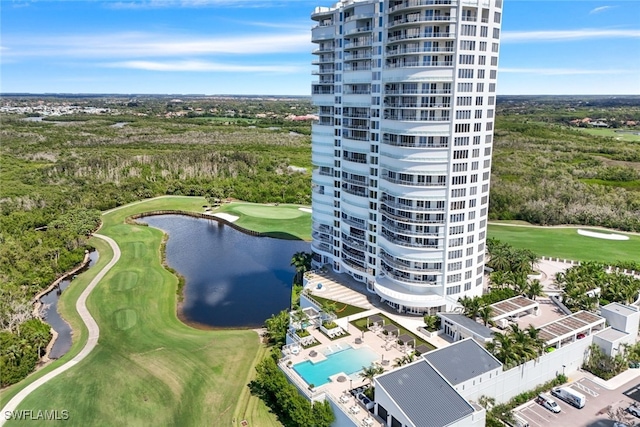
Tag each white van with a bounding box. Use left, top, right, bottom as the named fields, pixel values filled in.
left=537, top=393, right=561, bottom=413
left=551, top=386, right=586, bottom=409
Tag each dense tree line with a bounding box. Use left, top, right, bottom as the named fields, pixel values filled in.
left=0, top=318, right=51, bottom=387
left=490, top=117, right=640, bottom=231
left=555, top=262, right=640, bottom=312
left=249, top=355, right=334, bottom=427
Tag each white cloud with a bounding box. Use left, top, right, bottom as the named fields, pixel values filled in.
left=2, top=31, right=311, bottom=59
left=104, top=59, right=303, bottom=73
left=589, top=6, right=615, bottom=14
left=502, top=28, right=640, bottom=43
left=499, top=67, right=634, bottom=76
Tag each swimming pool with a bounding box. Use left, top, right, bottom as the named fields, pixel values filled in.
left=293, top=345, right=379, bottom=387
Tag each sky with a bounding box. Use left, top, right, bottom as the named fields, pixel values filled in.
left=1, top=0, right=639, bottom=96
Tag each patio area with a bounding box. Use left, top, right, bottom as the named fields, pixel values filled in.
left=280, top=314, right=419, bottom=427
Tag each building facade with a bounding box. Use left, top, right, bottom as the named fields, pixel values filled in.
left=311, top=0, right=503, bottom=314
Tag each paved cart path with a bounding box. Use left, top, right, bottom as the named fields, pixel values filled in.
left=0, top=234, right=120, bottom=425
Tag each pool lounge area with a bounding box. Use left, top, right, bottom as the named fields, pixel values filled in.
left=280, top=310, right=433, bottom=427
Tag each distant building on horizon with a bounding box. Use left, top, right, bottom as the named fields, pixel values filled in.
left=310, top=0, right=503, bottom=314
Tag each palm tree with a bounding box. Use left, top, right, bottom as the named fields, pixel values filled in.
left=392, top=354, right=415, bottom=368
left=487, top=332, right=519, bottom=368
left=522, top=249, right=539, bottom=273
left=489, top=270, right=508, bottom=289
left=526, top=324, right=545, bottom=355
left=290, top=251, right=312, bottom=285
left=488, top=245, right=511, bottom=272
left=359, top=363, right=385, bottom=386
left=291, top=307, right=309, bottom=330
left=512, top=272, right=529, bottom=295
left=458, top=296, right=481, bottom=319
left=479, top=305, right=494, bottom=327
left=526, top=279, right=545, bottom=301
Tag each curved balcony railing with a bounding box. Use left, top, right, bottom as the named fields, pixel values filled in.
left=380, top=229, right=442, bottom=249
left=381, top=137, right=449, bottom=149
left=385, top=61, right=453, bottom=68
left=312, top=223, right=332, bottom=233
left=342, top=175, right=368, bottom=186
left=342, top=247, right=366, bottom=262
left=343, top=111, right=371, bottom=118
left=387, top=33, right=453, bottom=43
left=386, top=47, right=454, bottom=57
left=388, top=0, right=455, bottom=13
left=344, top=52, right=372, bottom=61
left=381, top=175, right=446, bottom=187
left=381, top=264, right=440, bottom=285
left=342, top=235, right=367, bottom=251
left=342, top=257, right=367, bottom=272
left=343, top=155, right=368, bottom=164
left=383, top=114, right=450, bottom=122
left=379, top=205, right=444, bottom=224
left=381, top=219, right=443, bottom=237
left=345, top=13, right=375, bottom=22
left=380, top=252, right=443, bottom=274
left=312, top=241, right=333, bottom=254
left=383, top=102, right=451, bottom=109
left=312, top=47, right=334, bottom=54
left=387, top=16, right=451, bottom=29
left=343, top=39, right=373, bottom=49
left=381, top=198, right=445, bottom=212
left=345, top=26, right=373, bottom=35
left=342, top=217, right=367, bottom=230
left=312, top=231, right=333, bottom=244
left=341, top=184, right=367, bottom=198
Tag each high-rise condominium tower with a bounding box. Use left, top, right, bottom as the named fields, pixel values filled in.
left=310, top=0, right=503, bottom=314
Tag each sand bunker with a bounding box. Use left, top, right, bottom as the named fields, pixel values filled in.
left=577, top=229, right=629, bottom=241
left=211, top=213, right=239, bottom=223
left=299, top=207, right=312, bottom=213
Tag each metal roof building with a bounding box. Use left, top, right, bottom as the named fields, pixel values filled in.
left=374, top=359, right=481, bottom=427
left=424, top=338, right=502, bottom=386
left=438, top=313, right=494, bottom=343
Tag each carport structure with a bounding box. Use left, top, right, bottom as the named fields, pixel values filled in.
left=537, top=310, right=606, bottom=349
left=490, top=296, right=539, bottom=322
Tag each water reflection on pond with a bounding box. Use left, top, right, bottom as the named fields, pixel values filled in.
left=41, top=251, right=99, bottom=359
left=141, top=215, right=310, bottom=328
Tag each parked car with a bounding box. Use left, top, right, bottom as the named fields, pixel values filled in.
left=627, top=404, right=640, bottom=418
left=537, top=393, right=561, bottom=413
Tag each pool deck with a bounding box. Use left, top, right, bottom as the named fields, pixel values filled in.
left=282, top=310, right=438, bottom=427
left=282, top=270, right=454, bottom=426
left=304, top=270, right=451, bottom=348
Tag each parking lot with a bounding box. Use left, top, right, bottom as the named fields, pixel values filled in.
left=513, top=376, right=640, bottom=427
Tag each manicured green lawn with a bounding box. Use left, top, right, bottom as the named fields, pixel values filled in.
left=488, top=224, right=640, bottom=264
left=218, top=202, right=311, bottom=240
left=5, top=196, right=280, bottom=426
left=309, top=295, right=367, bottom=318
left=575, top=127, right=640, bottom=142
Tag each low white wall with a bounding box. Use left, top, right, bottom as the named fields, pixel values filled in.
left=458, top=337, right=593, bottom=404
left=327, top=396, right=358, bottom=427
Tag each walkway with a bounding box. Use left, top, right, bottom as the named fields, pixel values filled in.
left=0, top=234, right=120, bottom=425
left=306, top=270, right=375, bottom=309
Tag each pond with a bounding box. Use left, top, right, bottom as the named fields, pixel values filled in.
left=141, top=215, right=310, bottom=328
left=41, top=251, right=99, bottom=359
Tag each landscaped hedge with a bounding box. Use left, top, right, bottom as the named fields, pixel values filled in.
left=486, top=374, right=568, bottom=425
